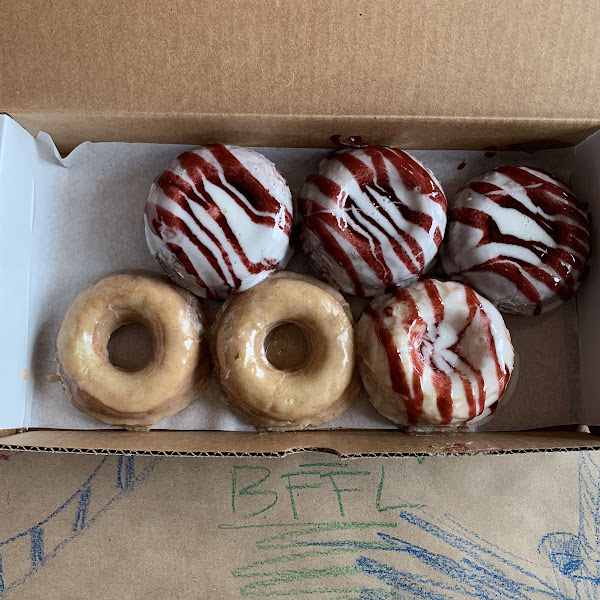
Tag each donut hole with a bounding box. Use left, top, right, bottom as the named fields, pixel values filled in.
left=264, top=322, right=310, bottom=372
left=107, top=322, right=155, bottom=372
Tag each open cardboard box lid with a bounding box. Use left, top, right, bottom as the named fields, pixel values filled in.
left=3, top=0, right=600, bottom=152
left=2, top=0, right=600, bottom=456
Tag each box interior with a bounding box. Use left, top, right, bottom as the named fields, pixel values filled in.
left=2, top=114, right=600, bottom=455
left=4, top=0, right=600, bottom=454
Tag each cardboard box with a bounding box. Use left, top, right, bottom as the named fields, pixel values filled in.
left=2, top=0, right=600, bottom=456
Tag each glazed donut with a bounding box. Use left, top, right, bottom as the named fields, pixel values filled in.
left=57, top=272, right=210, bottom=429
left=357, top=279, right=514, bottom=428
left=145, top=144, right=293, bottom=300
left=211, top=272, right=360, bottom=431
left=441, top=166, right=591, bottom=315
left=299, top=146, right=447, bottom=296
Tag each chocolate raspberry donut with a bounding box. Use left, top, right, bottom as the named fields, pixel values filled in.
left=145, top=145, right=293, bottom=299
left=441, top=166, right=591, bottom=315
left=299, top=146, right=447, bottom=296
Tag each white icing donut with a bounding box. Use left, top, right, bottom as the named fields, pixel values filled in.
left=441, top=166, right=591, bottom=315
left=357, top=279, right=514, bottom=428
left=145, top=145, right=293, bottom=299
left=299, top=146, right=447, bottom=296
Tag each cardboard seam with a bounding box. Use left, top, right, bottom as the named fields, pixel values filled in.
left=5, top=110, right=600, bottom=125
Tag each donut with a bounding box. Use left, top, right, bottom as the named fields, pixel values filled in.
left=299, top=146, right=447, bottom=296
left=211, top=272, right=360, bottom=431
left=56, top=272, right=210, bottom=429
left=441, top=166, right=591, bottom=315
left=145, top=144, right=293, bottom=300
left=357, top=279, right=514, bottom=428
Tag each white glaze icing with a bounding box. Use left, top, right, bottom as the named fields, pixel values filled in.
left=145, top=145, right=293, bottom=299
left=357, top=279, right=514, bottom=428
left=299, top=147, right=447, bottom=296
left=441, top=166, right=591, bottom=315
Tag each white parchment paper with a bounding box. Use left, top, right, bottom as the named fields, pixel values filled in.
left=0, top=116, right=586, bottom=431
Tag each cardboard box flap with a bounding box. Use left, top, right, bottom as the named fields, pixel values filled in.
left=9, top=113, right=600, bottom=156
left=0, top=429, right=598, bottom=457
left=3, top=1, right=600, bottom=150
left=3, top=0, right=600, bottom=120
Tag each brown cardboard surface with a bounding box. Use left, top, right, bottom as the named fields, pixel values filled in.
left=3, top=0, right=600, bottom=149
left=0, top=449, right=594, bottom=599
left=1, top=428, right=598, bottom=456
left=9, top=112, right=600, bottom=154
left=2, top=1, right=600, bottom=456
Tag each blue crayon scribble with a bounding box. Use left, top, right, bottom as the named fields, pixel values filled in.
left=0, top=455, right=161, bottom=597
left=225, top=452, right=600, bottom=599
left=28, top=527, right=44, bottom=569
left=73, top=487, right=92, bottom=533
left=357, top=556, right=461, bottom=600
left=358, top=453, right=600, bottom=599
left=358, top=588, right=394, bottom=600
left=116, top=455, right=137, bottom=490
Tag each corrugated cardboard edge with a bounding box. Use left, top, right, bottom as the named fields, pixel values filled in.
left=0, top=429, right=598, bottom=458
left=8, top=111, right=600, bottom=153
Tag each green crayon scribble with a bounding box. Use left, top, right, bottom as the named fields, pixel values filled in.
left=319, top=470, right=371, bottom=517
left=255, top=521, right=396, bottom=549
left=321, top=471, right=371, bottom=477
left=238, top=586, right=391, bottom=598
left=232, top=466, right=278, bottom=518
left=225, top=463, right=428, bottom=598
left=218, top=521, right=397, bottom=532
left=219, top=521, right=398, bottom=549
left=239, top=565, right=361, bottom=595
left=299, top=463, right=349, bottom=468
left=218, top=522, right=356, bottom=530
left=233, top=542, right=394, bottom=576
left=376, top=466, right=427, bottom=512
left=281, top=471, right=323, bottom=520
left=221, top=521, right=400, bottom=598
left=232, top=547, right=365, bottom=577
left=240, top=585, right=382, bottom=598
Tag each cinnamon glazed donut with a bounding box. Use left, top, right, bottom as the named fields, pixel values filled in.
left=56, top=272, right=210, bottom=429
left=211, top=272, right=360, bottom=431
